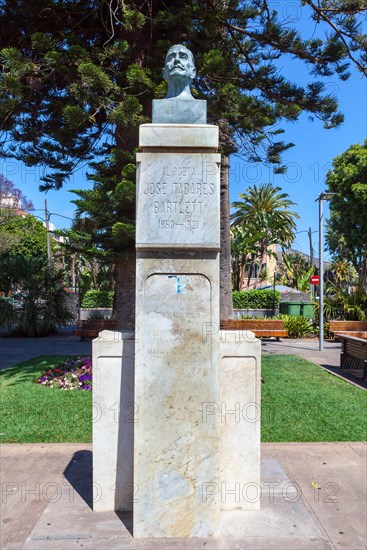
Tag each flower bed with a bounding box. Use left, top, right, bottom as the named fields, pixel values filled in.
left=35, top=356, right=92, bottom=391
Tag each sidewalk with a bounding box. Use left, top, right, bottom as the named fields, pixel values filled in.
left=0, top=332, right=92, bottom=370
left=1, top=442, right=365, bottom=549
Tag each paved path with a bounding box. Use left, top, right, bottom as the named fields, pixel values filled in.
left=1, top=442, right=365, bottom=549
left=0, top=333, right=92, bottom=370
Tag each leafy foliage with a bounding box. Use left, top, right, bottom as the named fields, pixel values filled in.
left=0, top=213, right=48, bottom=257
left=279, top=251, right=315, bottom=292
left=1, top=0, right=366, bottom=325
left=327, top=284, right=366, bottom=320
left=81, top=290, right=114, bottom=308
left=325, top=140, right=367, bottom=287
left=0, top=297, right=14, bottom=327
left=231, top=183, right=299, bottom=288
left=278, top=314, right=313, bottom=338
left=233, top=289, right=280, bottom=309
left=0, top=256, right=74, bottom=336
left=231, top=224, right=264, bottom=291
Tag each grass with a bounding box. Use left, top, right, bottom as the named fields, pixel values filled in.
left=0, top=354, right=366, bottom=443
left=261, top=355, right=367, bottom=442
left=0, top=356, right=92, bottom=443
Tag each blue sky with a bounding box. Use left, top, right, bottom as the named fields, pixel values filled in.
left=1, top=8, right=366, bottom=262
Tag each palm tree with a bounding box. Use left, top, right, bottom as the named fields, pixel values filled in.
left=231, top=183, right=299, bottom=287
left=230, top=225, right=264, bottom=291
left=329, top=259, right=357, bottom=288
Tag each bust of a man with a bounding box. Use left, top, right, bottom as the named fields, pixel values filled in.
left=163, top=44, right=196, bottom=100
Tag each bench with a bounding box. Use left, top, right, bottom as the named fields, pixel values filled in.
left=329, top=321, right=367, bottom=339
left=73, top=319, right=117, bottom=340
left=220, top=319, right=288, bottom=340
left=338, top=335, right=367, bottom=379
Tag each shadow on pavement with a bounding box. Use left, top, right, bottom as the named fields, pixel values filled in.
left=63, top=450, right=134, bottom=535
left=63, top=450, right=93, bottom=509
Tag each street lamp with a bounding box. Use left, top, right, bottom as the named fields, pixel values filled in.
left=33, top=204, right=74, bottom=266
left=316, top=192, right=336, bottom=351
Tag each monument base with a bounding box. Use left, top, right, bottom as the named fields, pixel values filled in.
left=92, top=330, right=135, bottom=512
left=93, top=330, right=261, bottom=517
left=220, top=330, right=261, bottom=511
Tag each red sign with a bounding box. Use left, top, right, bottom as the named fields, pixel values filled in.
left=310, top=275, right=320, bottom=285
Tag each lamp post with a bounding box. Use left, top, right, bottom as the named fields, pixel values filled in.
left=316, top=192, right=336, bottom=351
left=44, top=199, right=52, bottom=266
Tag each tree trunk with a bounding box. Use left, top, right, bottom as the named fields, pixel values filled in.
left=114, top=252, right=136, bottom=330
left=220, top=155, right=234, bottom=320
left=70, top=253, right=76, bottom=288
left=91, top=258, right=99, bottom=290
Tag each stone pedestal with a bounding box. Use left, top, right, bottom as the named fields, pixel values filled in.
left=92, top=123, right=261, bottom=536
left=219, top=330, right=261, bottom=511
left=134, top=124, right=221, bottom=538
left=92, top=331, right=135, bottom=512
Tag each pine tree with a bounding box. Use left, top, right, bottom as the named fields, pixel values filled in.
left=1, top=0, right=366, bottom=327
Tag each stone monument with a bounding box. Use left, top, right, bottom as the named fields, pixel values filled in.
left=134, top=44, right=221, bottom=538
left=93, top=44, right=261, bottom=540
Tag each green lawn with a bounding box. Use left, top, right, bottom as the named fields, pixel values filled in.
left=261, top=355, right=367, bottom=442
left=0, top=354, right=366, bottom=443
left=0, top=356, right=92, bottom=443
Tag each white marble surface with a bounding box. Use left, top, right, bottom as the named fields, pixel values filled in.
left=136, top=152, right=220, bottom=249
left=219, top=330, right=261, bottom=511
left=134, top=122, right=222, bottom=538
left=134, top=254, right=221, bottom=538
left=152, top=99, right=207, bottom=124
left=92, top=331, right=135, bottom=512
left=139, top=123, right=218, bottom=148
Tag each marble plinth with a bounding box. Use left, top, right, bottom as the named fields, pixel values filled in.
left=152, top=99, right=207, bottom=124
left=134, top=123, right=221, bottom=538
left=139, top=124, right=218, bottom=149
left=219, top=330, right=261, bottom=511
left=92, top=331, right=135, bottom=512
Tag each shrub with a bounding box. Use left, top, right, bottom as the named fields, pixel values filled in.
left=0, top=297, right=14, bottom=328
left=0, top=256, right=74, bottom=336
left=280, top=314, right=313, bottom=338
left=81, top=290, right=114, bottom=308
left=233, top=289, right=280, bottom=309
left=312, top=321, right=334, bottom=340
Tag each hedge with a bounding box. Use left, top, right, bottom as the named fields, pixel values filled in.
left=233, top=290, right=280, bottom=309
left=81, top=290, right=114, bottom=308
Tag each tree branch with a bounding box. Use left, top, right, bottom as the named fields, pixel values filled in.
left=303, top=0, right=367, bottom=74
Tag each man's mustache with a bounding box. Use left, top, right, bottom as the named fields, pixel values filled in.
left=169, top=64, right=185, bottom=71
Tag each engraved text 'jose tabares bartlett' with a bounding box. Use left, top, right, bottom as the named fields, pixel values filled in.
left=142, top=180, right=215, bottom=196
left=142, top=178, right=215, bottom=218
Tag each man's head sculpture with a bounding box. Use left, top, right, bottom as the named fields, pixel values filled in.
left=163, top=44, right=196, bottom=100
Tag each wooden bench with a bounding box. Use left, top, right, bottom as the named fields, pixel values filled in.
left=220, top=319, right=288, bottom=340
left=73, top=319, right=117, bottom=340
left=338, top=335, right=367, bottom=379
left=329, top=321, right=367, bottom=339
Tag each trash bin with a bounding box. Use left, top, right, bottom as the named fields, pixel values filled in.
left=301, top=303, right=315, bottom=319
left=279, top=302, right=302, bottom=316
left=280, top=302, right=315, bottom=318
